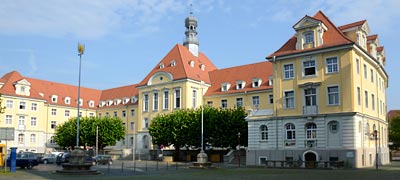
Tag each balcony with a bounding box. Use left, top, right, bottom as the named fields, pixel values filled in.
left=303, top=105, right=318, bottom=115
left=305, top=140, right=317, bottom=148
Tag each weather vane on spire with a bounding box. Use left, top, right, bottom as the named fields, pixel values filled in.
left=190, top=3, right=193, bottom=15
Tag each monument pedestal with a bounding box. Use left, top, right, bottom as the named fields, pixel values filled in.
left=56, top=149, right=100, bottom=175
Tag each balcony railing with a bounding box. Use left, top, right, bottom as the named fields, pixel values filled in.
left=303, top=105, right=318, bottom=115
left=18, top=124, right=26, bottom=130
left=304, top=140, right=317, bottom=148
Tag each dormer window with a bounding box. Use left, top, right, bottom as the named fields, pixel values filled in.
left=114, top=98, right=121, bottom=105
left=78, top=99, right=83, bottom=106
left=236, top=80, right=246, bottom=90
left=107, top=100, right=113, bottom=106
left=268, top=76, right=273, bottom=86
left=159, top=63, right=165, bottom=69
left=51, top=95, right=58, bottom=103
left=88, top=100, right=95, bottom=108
left=171, top=60, right=176, bottom=67
left=99, top=101, right=106, bottom=107
left=189, top=60, right=195, bottom=67
left=221, top=83, right=231, bottom=92
left=122, top=97, right=129, bottom=105
left=303, top=31, right=314, bottom=49
left=131, top=96, right=138, bottom=103
left=200, top=64, right=205, bottom=71
left=65, top=97, right=71, bottom=104
left=21, top=86, right=26, bottom=93
left=252, top=78, right=262, bottom=88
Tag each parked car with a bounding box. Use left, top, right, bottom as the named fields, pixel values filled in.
left=56, top=152, right=69, bottom=165
left=40, top=154, right=57, bottom=164
left=93, top=155, right=112, bottom=165
left=6, top=152, right=40, bottom=169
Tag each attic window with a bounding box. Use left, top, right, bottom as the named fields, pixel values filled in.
left=89, top=100, right=95, bottom=108
left=221, top=83, right=231, bottom=92
left=65, top=97, right=71, bottom=104
left=189, top=60, right=195, bottom=67
left=236, top=80, right=246, bottom=90
left=99, top=101, right=106, bottom=107
left=77, top=99, right=83, bottom=106
left=303, top=31, right=314, bottom=49
left=131, top=96, right=138, bottom=103
left=107, top=100, right=113, bottom=106
left=20, top=86, right=26, bottom=93
left=171, top=60, right=176, bottom=67
left=268, top=76, right=273, bottom=86
left=200, top=64, right=205, bottom=71
left=159, top=63, right=165, bottom=69
left=114, top=99, right=121, bottom=105
left=122, top=98, right=129, bottom=104
left=252, top=78, right=262, bottom=88
left=51, top=95, right=58, bottom=103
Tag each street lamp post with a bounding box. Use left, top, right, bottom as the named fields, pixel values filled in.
left=373, top=130, right=378, bottom=171
left=201, top=81, right=204, bottom=152
left=76, top=43, right=85, bottom=148
left=238, top=132, right=241, bottom=167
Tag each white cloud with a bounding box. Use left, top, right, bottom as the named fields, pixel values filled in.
left=0, top=0, right=185, bottom=39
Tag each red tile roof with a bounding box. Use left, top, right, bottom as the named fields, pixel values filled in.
left=338, top=20, right=366, bottom=30
left=0, top=70, right=102, bottom=109
left=205, top=61, right=273, bottom=96
left=267, top=11, right=354, bottom=59
left=99, top=84, right=139, bottom=108
left=138, top=44, right=217, bottom=86
left=377, top=46, right=384, bottom=52
left=367, top=34, right=378, bottom=41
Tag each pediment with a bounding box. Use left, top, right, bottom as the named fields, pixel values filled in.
left=293, top=16, right=322, bottom=30
left=15, top=78, right=31, bottom=86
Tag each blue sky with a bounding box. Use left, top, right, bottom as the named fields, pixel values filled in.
left=0, top=0, right=399, bottom=111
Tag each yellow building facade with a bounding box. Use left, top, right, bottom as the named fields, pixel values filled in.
left=246, top=11, right=388, bottom=168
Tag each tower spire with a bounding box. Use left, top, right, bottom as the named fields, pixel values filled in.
left=183, top=4, right=199, bottom=57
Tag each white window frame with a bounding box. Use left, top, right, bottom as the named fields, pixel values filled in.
left=236, top=80, right=245, bottom=90
left=30, top=117, right=37, bottom=126
left=327, top=85, right=340, bottom=105
left=65, top=97, right=71, bottom=104
left=65, top=110, right=70, bottom=117
left=6, top=100, right=13, bottom=108
left=283, top=63, right=294, bottom=79
left=174, top=88, right=181, bottom=109
left=6, top=115, right=12, bottom=124
left=221, top=99, right=228, bottom=108
left=304, top=88, right=317, bottom=107
left=143, top=94, right=149, bottom=112
left=163, top=90, right=169, bottom=110
left=326, top=56, right=339, bottom=73
left=284, top=90, right=295, bottom=109
left=192, top=89, right=197, bottom=108
left=236, top=97, right=243, bottom=108
left=130, top=122, right=135, bottom=130
left=19, top=101, right=26, bottom=110
left=302, top=59, right=317, bottom=77
left=306, top=123, right=317, bottom=139
left=260, top=125, right=268, bottom=141
left=252, top=96, right=260, bottom=106
left=31, top=103, right=37, bottom=111
left=30, top=134, right=36, bottom=143
left=252, top=78, right=261, bottom=88
left=18, top=116, right=25, bottom=125
left=51, top=121, right=56, bottom=129
left=153, top=92, right=159, bottom=111
left=51, top=108, right=57, bottom=116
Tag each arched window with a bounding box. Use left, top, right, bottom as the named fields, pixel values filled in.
left=285, top=123, right=296, bottom=140
left=30, top=134, right=36, bottom=143
left=365, top=123, right=370, bottom=136
left=260, top=125, right=268, bottom=141
left=328, top=121, right=339, bottom=134
left=306, top=123, right=317, bottom=139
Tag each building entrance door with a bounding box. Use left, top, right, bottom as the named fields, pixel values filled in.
left=305, top=152, right=317, bottom=168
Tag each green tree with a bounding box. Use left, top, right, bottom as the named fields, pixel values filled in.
left=54, top=116, right=125, bottom=150
left=389, top=116, right=400, bottom=149
left=149, top=106, right=247, bottom=155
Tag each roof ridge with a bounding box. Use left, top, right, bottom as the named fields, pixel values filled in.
left=313, top=10, right=354, bottom=44
left=176, top=44, right=189, bottom=79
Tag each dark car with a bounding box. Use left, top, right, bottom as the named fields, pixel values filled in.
left=56, top=152, right=69, bottom=165
left=40, top=154, right=57, bottom=164
left=93, top=155, right=112, bottom=165
left=6, top=152, right=40, bottom=169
